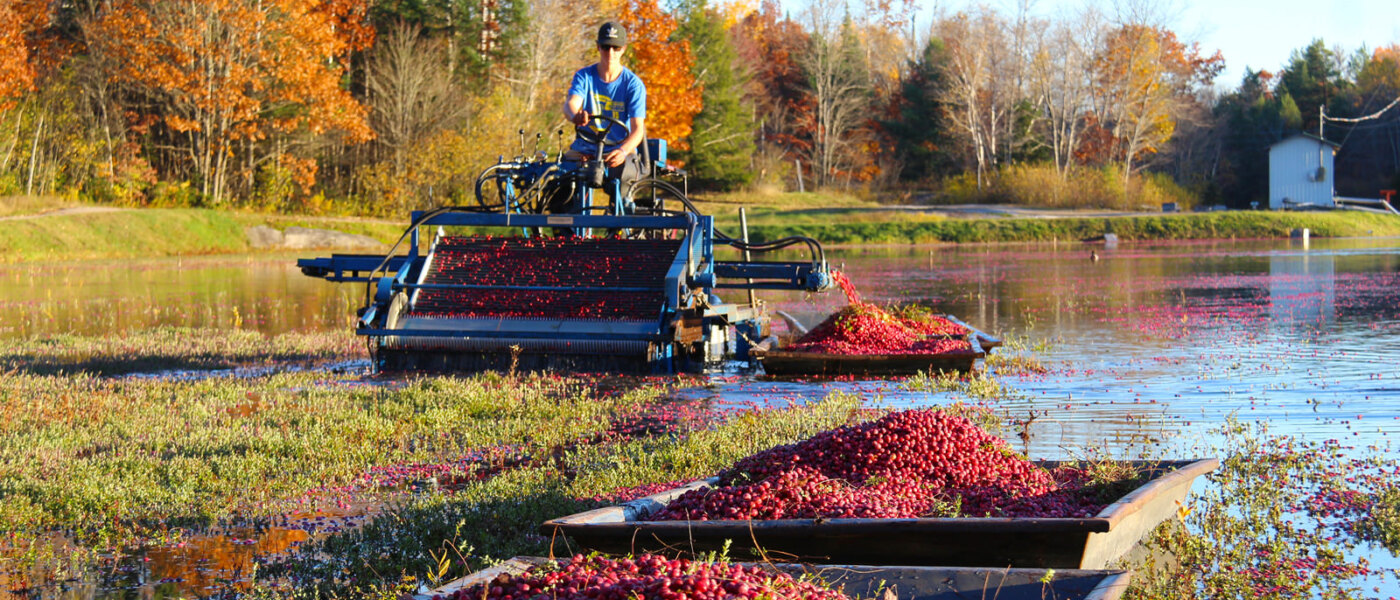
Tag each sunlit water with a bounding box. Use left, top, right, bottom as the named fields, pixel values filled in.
left=4, top=238, right=1400, bottom=597
left=0, top=254, right=363, bottom=339
left=702, top=238, right=1400, bottom=460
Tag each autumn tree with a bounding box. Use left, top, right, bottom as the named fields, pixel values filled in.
left=801, top=4, right=872, bottom=187
left=512, top=0, right=598, bottom=119
left=674, top=0, right=754, bottom=189
left=1357, top=44, right=1400, bottom=96
left=937, top=7, right=1013, bottom=189
left=0, top=1, right=96, bottom=196
left=1087, top=24, right=1222, bottom=187
left=1357, top=45, right=1400, bottom=185
left=733, top=0, right=812, bottom=187
left=0, top=1, right=40, bottom=107
left=615, top=0, right=701, bottom=151
left=89, top=0, right=374, bottom=205
left=0, top=0, right=71, bottom=105
left=1328, top=44, right=1400, bottom=195
left=0, top=1, right=37, bottom=186
left=366, top=22, right=469, bottom=177
left=849, top=0, right=916, bottom=121
left=1030, top=7, right=1100, bottom=178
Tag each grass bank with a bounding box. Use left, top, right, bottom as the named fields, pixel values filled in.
left=738, top=209, right=1400, bottom=244
left=4, top=195, right=1399, bottom=263
left=0, top=207, right=405, bottom=263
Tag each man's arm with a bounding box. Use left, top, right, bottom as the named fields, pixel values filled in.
left=604, top=117, right=645, bottom=167
left=563, top=94, right=589, bottom=127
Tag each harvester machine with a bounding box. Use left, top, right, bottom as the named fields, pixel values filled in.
left=298, top=128, right=832, bottom=373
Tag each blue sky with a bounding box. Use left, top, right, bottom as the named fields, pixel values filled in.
left=890, top=0, right=1400, bottom=90
left=1182, top=0, right=1400, bottom=87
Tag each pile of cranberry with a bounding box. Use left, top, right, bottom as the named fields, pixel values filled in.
left=438, top=554, right=852, bottom=600
left=786, top=272, right=971, bottom=355
left=648, top=409, right=1113, bottom=521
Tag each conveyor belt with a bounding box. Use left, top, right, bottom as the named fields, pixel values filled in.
left=297, top=210, right=830, bottom=374
left=408, top=236, right=681, bottom=321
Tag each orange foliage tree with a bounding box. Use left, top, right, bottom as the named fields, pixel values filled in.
left=733, top=0, right=814, bottom=169
left=90, top=0, right=374, bottom=205
left=619, top=0, right=701, bottom=150
left=0, top=0, right=50, bottom=108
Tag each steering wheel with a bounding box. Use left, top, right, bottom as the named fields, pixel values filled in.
left=575, top=114, right=630, bottom=150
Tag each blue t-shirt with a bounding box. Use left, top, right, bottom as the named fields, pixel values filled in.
left=567, top=65, right=646, bottom=155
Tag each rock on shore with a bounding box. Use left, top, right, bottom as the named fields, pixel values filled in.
left=246, top=225, right=382, bottom=250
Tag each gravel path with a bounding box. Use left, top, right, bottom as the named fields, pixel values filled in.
left=0, top=206, right=126, bottom=221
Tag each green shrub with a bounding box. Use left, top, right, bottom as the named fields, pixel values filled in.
left=252, top=159, right=298, bottom=213
left=149, top=180, right=199, bottom=208
left=932, top=164, right=1199, bottom=211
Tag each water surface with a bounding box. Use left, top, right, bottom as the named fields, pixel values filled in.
left=5, top=237, right=1400, bottom=597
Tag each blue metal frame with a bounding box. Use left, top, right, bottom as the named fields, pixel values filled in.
left=297, top=205, right=832, bottom=372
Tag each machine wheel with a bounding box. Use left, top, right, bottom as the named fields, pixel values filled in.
left=384, top=291, right=408, bottom=330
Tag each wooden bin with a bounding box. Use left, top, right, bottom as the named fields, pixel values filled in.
left=755, top=315, right=1002, bottom=376
left=429, top=557, right=1131, bottom=600
left=542, top=459, right=1217, bottom=570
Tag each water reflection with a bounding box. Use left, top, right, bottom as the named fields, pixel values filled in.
left=0, top=255, right=362, bottom=339
left=727, top=237, right=1400, bottom=461
left=1269, top=251, right=1336, bottom=326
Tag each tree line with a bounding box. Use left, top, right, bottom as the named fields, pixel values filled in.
left=1, top=0, right=1397, bottom=215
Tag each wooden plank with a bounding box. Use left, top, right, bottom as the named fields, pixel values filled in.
left=755, top=350, right=983, bottom=376
left=428, top=558, right=1132, bottom=600
left=1079, top=458, right=1220, bottom=569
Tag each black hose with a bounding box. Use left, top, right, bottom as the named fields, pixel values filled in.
left=624, top=177, right=827, bottom=268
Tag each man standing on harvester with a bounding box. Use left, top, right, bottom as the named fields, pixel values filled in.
left=561, top=21, right=647, bottom=189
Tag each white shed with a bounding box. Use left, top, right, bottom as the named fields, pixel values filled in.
left=1268, top=134, right=1340, bottom=210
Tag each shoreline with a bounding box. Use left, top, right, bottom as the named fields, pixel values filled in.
left=3, top=206, right=1398, bottom=263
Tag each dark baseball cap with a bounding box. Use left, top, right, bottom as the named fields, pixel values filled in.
left=597, top=21, right=628, bottom=47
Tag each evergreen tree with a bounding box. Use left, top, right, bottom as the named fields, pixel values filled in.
left=1213, top=68, right=1287, bottom=207
left=1278, top=93, right=1302, bottom=131
left=371, top=0, right=528, bottom=84
left=673, top=0, right=755, bottom=190
left=1276, top=39, right=1349, bottom=134
left=880, top=38, right=954, bottom=182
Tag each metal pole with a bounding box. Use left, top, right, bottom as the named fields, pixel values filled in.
left=1319, top=105, right=1326, bottom=186
left=740, top=207, right=757, bottom=307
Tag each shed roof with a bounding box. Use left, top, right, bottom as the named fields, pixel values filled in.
left=1270, top=133, right=1341, bottom=149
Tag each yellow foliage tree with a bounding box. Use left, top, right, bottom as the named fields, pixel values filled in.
left=1358, top=44, right=1400, bottom=96
left=1089, top=25, right=1221, bottom=185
